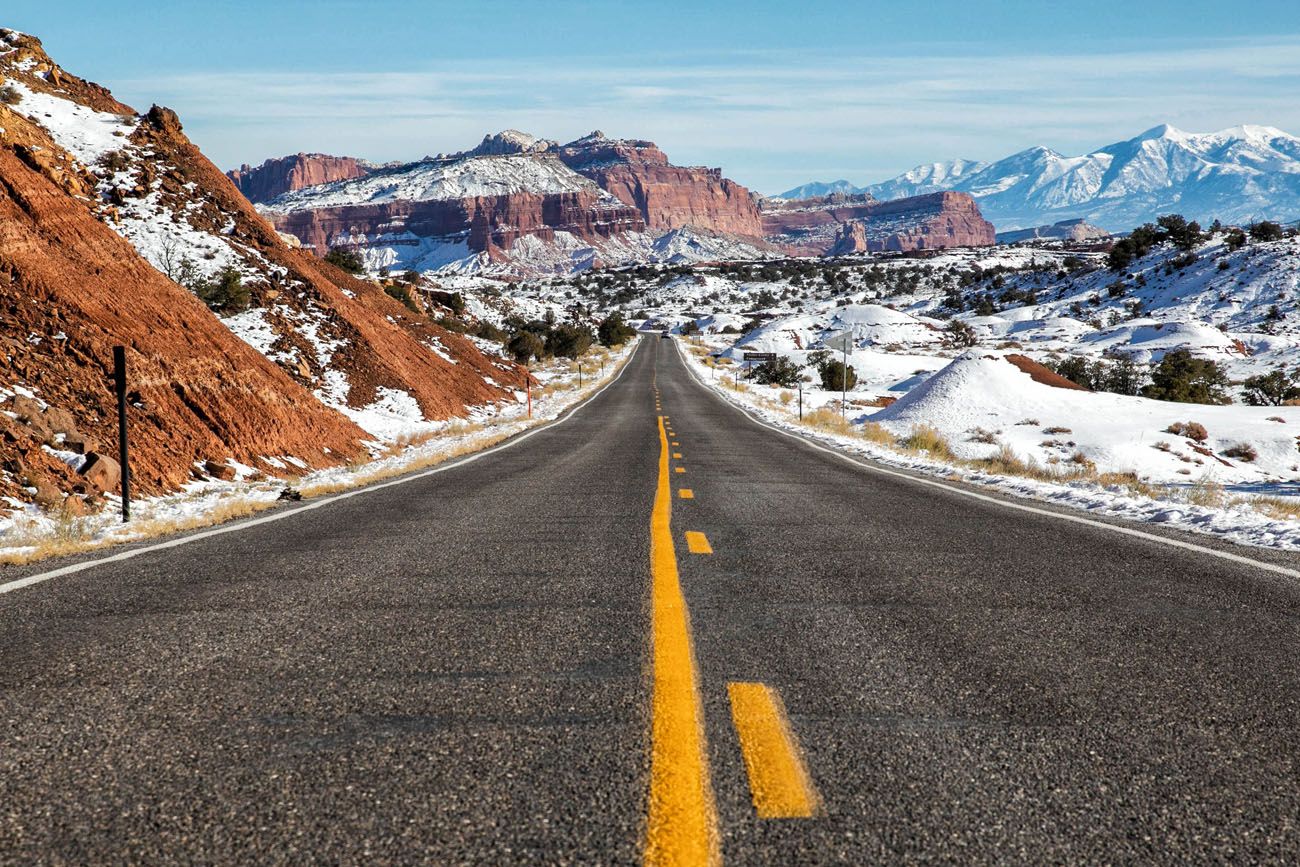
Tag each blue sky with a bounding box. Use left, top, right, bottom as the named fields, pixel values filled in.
left=9, top=0, right=1300, bottom=193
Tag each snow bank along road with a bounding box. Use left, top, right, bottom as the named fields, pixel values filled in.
left=4, top=338, right=1300, bottom=863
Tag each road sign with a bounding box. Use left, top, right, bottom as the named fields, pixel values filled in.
left=743, top=352, right=777, bottom=362
left=823, top=329, right=855, bottom=352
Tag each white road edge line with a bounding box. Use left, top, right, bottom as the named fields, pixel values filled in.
left=0, top=341, right=644, bottom=597
left=674, top=341, right=1300, bottom=581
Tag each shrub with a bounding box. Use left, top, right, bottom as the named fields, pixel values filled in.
left=1043, top=426, right=1072, bottom=435
left=1222, top=443, right=1258, bottom=462
left=1242, top=367, right=1300, bottom=406
left=944, top=320, right=978, bottom=348
left=384, top=283, right=421, bottom=313
left=597, top=311, right=636, bottom=347
left=506, top=331, right=545, bottom=364
left=967, top=427, right=998, bottom=444
left=750, top=356, right=803, bottom=388
left=546, top=323, right=594, bottom=359
left=324, top=247, right=365, bottom=274
left=1165, top=421, right=1208, bottom=442
left=0, top=85, right=20, bottom=106
left=473, top=321, right=507, bottom=342
left=1249, top=221, right=1285, bottom=243
left=191, top=267, right=250, bottom=313
left=99, top=149, right=130, bottom=173
left=819, top=359, right=857, bottom=392
left=1142, top=349, right=1230, bottom=404
left=1186, top=477, right=1225, bottom=507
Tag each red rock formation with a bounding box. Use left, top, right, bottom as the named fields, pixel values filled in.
left=764, top=191, right=995, bottom=254
left=227, top=153, right=370, bottom=203
left=0, top=102, right=367, bottom=504
left=269, top=188, right=645, bottom=258
left=557, top=132, right=764, bottom=237
left=0, top=29, right=528, bottom=512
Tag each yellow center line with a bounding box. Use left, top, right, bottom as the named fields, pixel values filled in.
left=685, top=531, right=713, bottom=554
left=675, top=467, right=686, bottom=474
left=646, top=415, right=720, bottom=867
left=727, top=683, right=820, bottom=819
left=673, top=453, right=683, bottom=459
left=679, top=489, right=694, bottom=499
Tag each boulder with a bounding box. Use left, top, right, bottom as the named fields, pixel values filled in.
left=79, top=452, right=121, bottom=493
left=42, top=406, right=78, bottom=435
left=203, top=459, right=237, bottom=481
left=61, top=432, right=96, bottom=454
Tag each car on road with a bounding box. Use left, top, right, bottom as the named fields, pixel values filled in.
left=660, top=331, right=672, bottom=339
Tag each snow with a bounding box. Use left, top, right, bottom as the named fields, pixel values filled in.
left=2, top=80, right=136, bottom=167
left=262, top=154, right=621, bottom=212
left=677, top=342, right=1300, bottom=551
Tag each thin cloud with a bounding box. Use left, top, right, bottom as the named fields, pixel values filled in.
left=113, top=36, right=1300, bottom=193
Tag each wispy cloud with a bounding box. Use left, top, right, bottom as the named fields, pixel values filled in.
left=112, top=36, right=1300, bottom=193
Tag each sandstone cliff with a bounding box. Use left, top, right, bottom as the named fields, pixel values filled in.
left=763, top=191, right=996, bottom=255
left=228, top=153, right=371, bottom=204
left=0, top=29, right=526, bottom=513
left=557, top=132, right=765, bottom=237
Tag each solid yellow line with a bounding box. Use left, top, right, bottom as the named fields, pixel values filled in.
left=646, top=416, right=720, bottom=867
left=679, top=489, right=694, bottom=499
left=727, top=683, right=820, bottom=819
left=685, top=531, right=713, bottom=554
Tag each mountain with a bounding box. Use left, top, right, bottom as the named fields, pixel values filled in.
left=776, top=179, right=864, bottom=199
left=256, top=130, right=772, bottom=275
left=0, top=28, right=524, bottom=513
left=855, top=125, right=1300, bottom=231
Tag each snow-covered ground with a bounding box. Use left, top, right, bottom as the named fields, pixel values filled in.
left=0, top=344, right=636, bottom=564
left=677, top=340, right=1300, bottom=551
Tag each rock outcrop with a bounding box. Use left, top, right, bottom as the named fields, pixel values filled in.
left=995, top=218, right=1111, bottom=245
left=763, top=191, right=996, bottom=255
left=557, top=132, right=765, bottom=237
left=228, top=153, right=372, bottom=204
left=0, top=28, right=527, bottom=513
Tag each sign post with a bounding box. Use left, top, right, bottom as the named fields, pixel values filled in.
left=824, top=330, right=855, bottom=423
left=112, top=345, right=130, bottom=523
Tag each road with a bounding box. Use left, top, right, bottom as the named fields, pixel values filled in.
left=4, top=337, right=1300, bottom=864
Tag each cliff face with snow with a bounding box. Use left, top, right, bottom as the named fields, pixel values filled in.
left=762, top=191, right=996, bottom=255
left=785, top=125, right=1300, bottom=232
left=0, top=28, right=526, bottom=513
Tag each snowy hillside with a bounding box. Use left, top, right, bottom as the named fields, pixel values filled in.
left=262, top=153, right=623, bottom=212
left=789, top=125, right=1300, bottom=231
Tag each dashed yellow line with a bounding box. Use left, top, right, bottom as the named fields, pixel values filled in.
left=645, top=416, right=720, bottom=867
left=679, top=489, right=694, bottom=499
left=675, top=467, right=686, bottom=474
left=727, top=683, right=820, bottom=819
left=685, top=531, right=713, bottom=554
left=673, top=452, right=683, bottom=460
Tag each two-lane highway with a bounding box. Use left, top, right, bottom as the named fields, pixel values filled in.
left=4, top=337, right=1300, bottom=863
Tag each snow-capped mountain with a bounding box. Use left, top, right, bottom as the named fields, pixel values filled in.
left=789, top=125, right=1300, bottom=232
left=776, top=179, right=865, bottom=199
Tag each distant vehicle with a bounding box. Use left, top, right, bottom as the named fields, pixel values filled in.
left=660, top=331, right=672, bottom=339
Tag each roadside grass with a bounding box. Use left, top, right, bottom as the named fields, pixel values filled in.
left=900, top=425, right=956, bottom=461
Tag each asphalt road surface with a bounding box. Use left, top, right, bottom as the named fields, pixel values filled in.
left=5, top=337, right=1300, bottom=864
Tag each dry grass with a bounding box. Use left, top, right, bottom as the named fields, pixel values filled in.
left=1251, top=495, right=1300, bottom=521
left=1097, top=471, right=1163, bottom=498
left=859, top=422, right=896, bottom=446
left=1185, top=476, right=1226, bottom=508
left=900, top=425, right=956, bottom=461
left=801, top=407, right=854, bottom=435
left=0, top=495, right=278, bottom=566
left=1166, top=421, right=1209, bottom=443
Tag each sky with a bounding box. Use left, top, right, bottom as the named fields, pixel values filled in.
left=8, top=0, right=1300, bottom=194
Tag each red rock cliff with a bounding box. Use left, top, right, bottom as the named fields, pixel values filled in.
left=228, top=153, right=371, bottom=203
left=557, top=132, right=764, bottom=237
left=763, top=191, right=995, bottom=254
